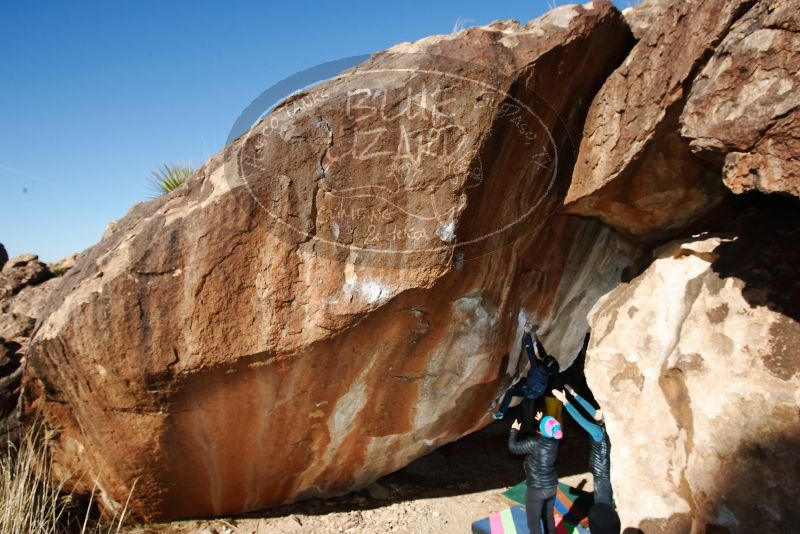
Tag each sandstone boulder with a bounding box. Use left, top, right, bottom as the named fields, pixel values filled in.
left=0, top=253, right=51, bottom=300
left=26, top=3, right=637, bottom=521
left=584, top=201, right=800, bottom=532
left=564, top=0, right=754, bottom=240
left=621, top=0, right=671, bottom=40
left=681, top=0, right=800, bottom=197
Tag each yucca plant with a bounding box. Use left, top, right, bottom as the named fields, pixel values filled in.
left=148, top=163, right=195, bottom=196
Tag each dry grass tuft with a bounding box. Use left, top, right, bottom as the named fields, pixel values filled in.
left=0, top=421, right=133, bottom=533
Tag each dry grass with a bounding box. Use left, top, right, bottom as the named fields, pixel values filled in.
left=0, top=422, right=132, bottom=533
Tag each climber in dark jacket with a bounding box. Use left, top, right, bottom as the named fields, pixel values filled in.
left=508, top=412, right=562, bottom=534
left=493, top=324, right=560, bottom=420
left=553, top=385, right=613, bottom=505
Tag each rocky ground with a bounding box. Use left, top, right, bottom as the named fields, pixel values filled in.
left=126, top=408, right=593, bottom=534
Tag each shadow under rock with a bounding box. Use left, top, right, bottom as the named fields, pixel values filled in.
left=710, top=193, right=800, bottom=322
left=235, top=402, right=592, bottom=520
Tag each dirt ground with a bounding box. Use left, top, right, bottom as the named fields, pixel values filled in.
left=127, top=406, right=594, bottom=534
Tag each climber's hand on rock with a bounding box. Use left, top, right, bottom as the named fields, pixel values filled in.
left=511, top=419, right=522, bottom=431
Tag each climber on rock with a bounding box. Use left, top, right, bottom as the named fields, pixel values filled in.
left=552, top=385, right=614, bottom=506
left=492, top=323, right=560, bottom=420
left=508, top=412, right=563, bottom=534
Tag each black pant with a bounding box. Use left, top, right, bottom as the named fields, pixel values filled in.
left=525, top=486, right=557, bottom=534
left=594, top=477, right=613, bottom=506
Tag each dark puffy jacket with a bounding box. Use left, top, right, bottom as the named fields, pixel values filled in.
left=563, top=394, right=612, bottom=482
left=590, top=429, right=612, bottom=481
left=508, top=429, right=559, bottom=489
left=522, top=332, right=559, bottom=397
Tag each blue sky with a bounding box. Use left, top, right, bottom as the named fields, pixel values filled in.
left=0, top=1, right=630, bottom=263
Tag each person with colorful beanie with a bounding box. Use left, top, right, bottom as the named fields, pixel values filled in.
left=508, top=412, right=562, bottom=534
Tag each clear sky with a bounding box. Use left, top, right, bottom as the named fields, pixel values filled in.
left=1, top=1, right=631, bottom=263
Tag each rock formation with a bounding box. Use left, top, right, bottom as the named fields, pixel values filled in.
left=18, top=0, right=800, bottom=530
left=621, top=0, right=671, bottom=39
left=585, top=202, right=800, bottom=532
left=0, top=253, right=65, bottom=439
left=575, top=0, right=800, bottom=531
left=563, top=0, right=755, bottom=239
left=25, top=2, right=636, bottom=521
left=0, top=253, right=51, bottom=300
left=681, top=0, right=800, bottom=197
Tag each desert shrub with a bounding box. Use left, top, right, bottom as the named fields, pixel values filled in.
left=148, top=163, right=195, bottom=196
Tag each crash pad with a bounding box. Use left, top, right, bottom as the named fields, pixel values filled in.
left=471, top=503, right=592, bottom=534
left=494, top=481, right=593, bottom=533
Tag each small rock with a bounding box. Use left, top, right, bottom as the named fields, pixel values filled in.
left=0, top=313, right=35, bottom=342
left=49, top=253, right=79, bottom=275
left=3, top=254, right=38, bottom=269
left=0, top=344, right=13, bottom=367
left=0, top=254, right=51, bottom=299
left=367, top=482, right=392, bottom=500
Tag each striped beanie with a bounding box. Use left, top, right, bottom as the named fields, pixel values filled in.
left=539, top=416, right=563, bottom=440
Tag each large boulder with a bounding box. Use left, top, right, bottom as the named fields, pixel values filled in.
left=25, top=3, right=636, bottom=521
left=584, top=201, right=800, bottom=532
left=681, top=0, right=800, bottom=197
left=563, top=0, right=755, bottom=240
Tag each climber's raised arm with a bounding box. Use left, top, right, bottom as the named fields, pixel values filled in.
left=554, top=388, right=604, bottom=443
left=507, top=418, right=537, bottom=455
left=522, top=323, right=545, bottom=364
